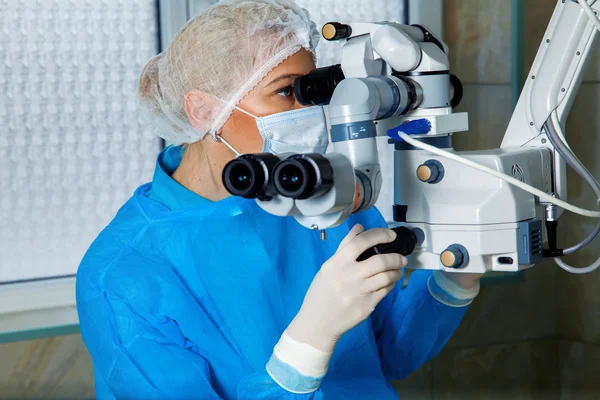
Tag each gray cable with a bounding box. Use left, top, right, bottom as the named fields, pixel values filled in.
left=544, top=113, right=600, bottom=255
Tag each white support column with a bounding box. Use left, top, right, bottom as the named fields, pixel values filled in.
left=159, top=0, right=190, bottom=50
left=188, top=0, right=219, bottom=18
left=408, top=0, right=444, bottom=38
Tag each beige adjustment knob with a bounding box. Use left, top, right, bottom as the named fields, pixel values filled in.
left=440, top=246, right=466, bottom=269
left=441, top=250, right=457, bottom=268
left=416, top=160, right=443, bottom=183
left=417, top=165, right=433, bottom=182
left=322, top=23, right=337, bottom=40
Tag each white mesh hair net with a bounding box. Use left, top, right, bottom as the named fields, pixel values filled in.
left=138, top=0, right=320, bottom=145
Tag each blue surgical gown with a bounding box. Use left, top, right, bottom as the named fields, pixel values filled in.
left=76, top=145, right=468, bottom=399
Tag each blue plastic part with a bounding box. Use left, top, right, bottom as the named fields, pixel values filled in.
left=330, top=121, right=377, bottom=142
left=387, top=119, right=432, bottom=142
left=517, top=219, right=544, bottom=265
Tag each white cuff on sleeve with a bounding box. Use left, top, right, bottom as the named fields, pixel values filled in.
left=266, top=331, right=333, bottom=394
left=428, top=270, right=480, bottom=307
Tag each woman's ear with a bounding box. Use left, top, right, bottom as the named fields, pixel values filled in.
left=184, top=89, right=216, bottom=132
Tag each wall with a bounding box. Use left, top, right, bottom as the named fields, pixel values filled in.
left=2, top=1, right=600, bottom=399
left=0, top=335, right=94, bottom=399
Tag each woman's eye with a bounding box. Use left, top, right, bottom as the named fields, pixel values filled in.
left=276, top=85, right=294, bottom=98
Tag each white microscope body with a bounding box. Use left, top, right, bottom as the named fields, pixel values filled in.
left=223, top=0, right=600, bottom=274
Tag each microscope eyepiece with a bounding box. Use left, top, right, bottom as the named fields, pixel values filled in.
left=222, top=153, right=280, bottom=200
left=273, top=154, right=334, bottom=199
left=294, top=64, right=345, bottom=106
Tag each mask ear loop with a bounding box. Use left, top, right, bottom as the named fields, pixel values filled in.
left=210, top=130, right=241, bottom=157
left=207, top=93, right=257, bottom=158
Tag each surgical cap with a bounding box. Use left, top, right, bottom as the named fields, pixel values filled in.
left=138, top=0, right=320, bottom=145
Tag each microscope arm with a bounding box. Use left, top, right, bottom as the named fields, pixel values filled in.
left=502, top=0, right=600, bottom=204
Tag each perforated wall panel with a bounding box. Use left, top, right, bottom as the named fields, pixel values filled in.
left=295, top=0, right=406, bottom=223
left=0, top=0, right=160, bottom=283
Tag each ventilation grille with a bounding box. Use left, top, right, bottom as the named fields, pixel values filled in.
left=531, top=229, right=542, bottom=257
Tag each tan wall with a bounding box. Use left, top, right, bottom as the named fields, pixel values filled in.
left=0, top=335, right=94, bottom=399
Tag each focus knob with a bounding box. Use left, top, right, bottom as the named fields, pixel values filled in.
left=417, top=160, right=444, bottom=184
left=440, top=245, right=469, bottom=269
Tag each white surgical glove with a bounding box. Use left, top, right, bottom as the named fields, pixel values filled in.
left=267, top=224, right=407, bottom=393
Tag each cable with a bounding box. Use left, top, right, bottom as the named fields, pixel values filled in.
left=578, top=0, right=600, bottom=32
left=547, top=0, right=600, bottom=275
left=546, top=113, right=600, bottom=255
left=396, top=132, right=600, bottom=218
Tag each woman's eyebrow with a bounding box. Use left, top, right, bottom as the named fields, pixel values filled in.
left=264, top=74, right=303, bottom=88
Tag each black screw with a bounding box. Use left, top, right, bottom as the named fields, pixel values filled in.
left=530, top=122, right=534, bottom=126
left=546, top=39, right=550, bottom=43
left=561, top=88, right=566, bottom=92
left=577, top=51, right=581, bottom=56
left=532, top=75, right=536, bottom=79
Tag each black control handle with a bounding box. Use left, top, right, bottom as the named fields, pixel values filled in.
left=357, top=227, right=417, bottom=262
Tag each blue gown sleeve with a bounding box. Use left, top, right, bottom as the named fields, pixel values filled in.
left=79, top=289, right=324, bottom=399
left=351, top=207, right=469, bottom=380
left=370, top=270, right=468, bottom=380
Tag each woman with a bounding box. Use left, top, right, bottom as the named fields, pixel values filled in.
left=76, top=0, right=482, bottom=398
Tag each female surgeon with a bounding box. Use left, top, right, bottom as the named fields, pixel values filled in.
left=76, top=0, right=483, bottom=398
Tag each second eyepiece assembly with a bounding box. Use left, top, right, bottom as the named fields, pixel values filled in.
left=222, top=153, right=335, bottom=201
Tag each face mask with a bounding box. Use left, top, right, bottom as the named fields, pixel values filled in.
left=235, top=106, right=330, bottom=155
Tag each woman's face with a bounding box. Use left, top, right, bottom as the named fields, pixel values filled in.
left=219, top=48, right=317, bottom=154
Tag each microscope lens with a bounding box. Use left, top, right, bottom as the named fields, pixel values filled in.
left=273, top=154, right=334, bottom=200
left=222, top=154, right=281, bottom=199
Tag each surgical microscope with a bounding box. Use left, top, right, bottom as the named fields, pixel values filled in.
left=223, top=0, right=600, bottom=274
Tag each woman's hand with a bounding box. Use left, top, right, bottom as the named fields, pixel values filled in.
left=286, top=224, right=407, bottom=353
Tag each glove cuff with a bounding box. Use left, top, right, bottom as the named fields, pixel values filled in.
left=266, top=331, right=332, bottom=394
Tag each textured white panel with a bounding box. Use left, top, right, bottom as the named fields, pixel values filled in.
left=296, top=0, right=406, bottom=223
left=0, top=0, right=160, bottom=283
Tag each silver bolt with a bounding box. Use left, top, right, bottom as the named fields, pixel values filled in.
left=542, top=138, right=547, bottom=144
left=561, top=88, right=566, bottom=92
left=320, top=230, right=327, bottom=241
left=530, top=122, right=535, bottom=126
left=311, top=224, right=319, bottom=230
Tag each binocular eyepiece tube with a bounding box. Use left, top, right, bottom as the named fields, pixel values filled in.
left=222, top=153, right=281, bottom=201
left=294, top=64, right=345, bottom=106
left=223, top=153, right=336, bottom=201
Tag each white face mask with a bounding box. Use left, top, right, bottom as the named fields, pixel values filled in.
left=218, top=106, right=329, bottom=156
